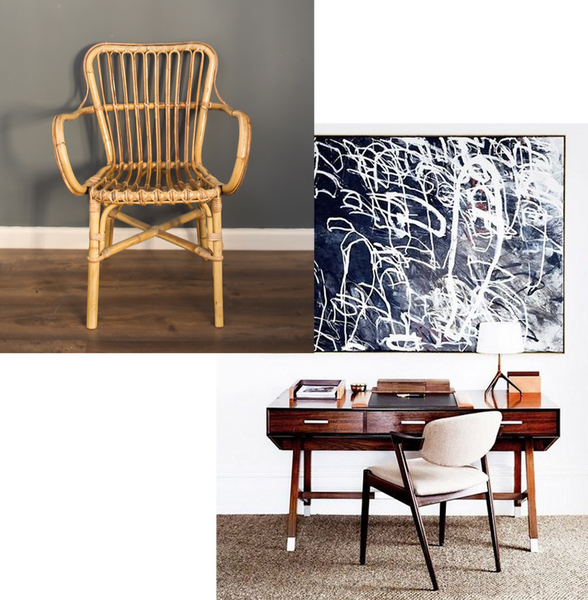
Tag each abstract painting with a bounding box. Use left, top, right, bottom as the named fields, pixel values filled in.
left=314, top=136, right=564, bottom=352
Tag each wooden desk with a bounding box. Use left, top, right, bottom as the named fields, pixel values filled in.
left=266, top=389, right=560, bottom=552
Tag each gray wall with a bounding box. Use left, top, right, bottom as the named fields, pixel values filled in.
left=0, top=0, right=313, bottom=229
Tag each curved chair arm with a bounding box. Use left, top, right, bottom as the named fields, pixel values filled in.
left=52, top=106, right=96, bottom=196
left=208, top=102, right=252, bottom=196
left=390, top=431, right=425, bottom=450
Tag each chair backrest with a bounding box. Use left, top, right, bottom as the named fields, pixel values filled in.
left=421, top=411, right=502, bottom=467
left=83, top=42, right=219, bottom=172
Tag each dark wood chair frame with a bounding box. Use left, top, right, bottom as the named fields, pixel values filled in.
left=359, top=431, right=501, bottom=591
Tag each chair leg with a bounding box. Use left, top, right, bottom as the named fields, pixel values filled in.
left=105, top=216, right=114, bottom=248
left=359, top=472, right=371, bottom=565
left=197, top=214, right=209, bottom=250
left=409, top=501, right=439, bottom=591
left=485, top=488, right=501, bottom=572
left=482, top=456, right=501, bottom=572
left=213, top=261, right=223, bottom=327
left=439, top=501, right=446, bottom=546
left=87, top=200, right=101, bottom=329
left=211, top=201, right=223, bottom=328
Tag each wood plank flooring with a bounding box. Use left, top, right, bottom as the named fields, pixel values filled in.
left=0, top=249, right=314, bottom=353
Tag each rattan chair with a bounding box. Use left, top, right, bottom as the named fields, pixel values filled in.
left=360, top=412, right=502, bottom=591
left=52, top=42, right=251, bottom=328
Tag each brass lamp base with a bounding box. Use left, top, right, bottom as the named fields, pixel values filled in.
left=484, top=354, right=523, bottom=399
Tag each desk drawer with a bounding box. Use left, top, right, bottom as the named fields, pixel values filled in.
left=366, top=411, right=443, bottom=434
left=268, top=410, right=364, bottom=434
left=366, top=410, right=559, bottom=437
left=498, top=411, right=559, bottom=436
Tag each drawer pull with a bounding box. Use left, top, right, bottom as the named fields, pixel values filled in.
left=501, top=420, right=523, bottom=425
left=303, top=419, right=329, bottom=425
left=401, top=420, right=426, bottom=425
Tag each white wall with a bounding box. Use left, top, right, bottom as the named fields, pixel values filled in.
left=217, top=123, right=588, bottom=517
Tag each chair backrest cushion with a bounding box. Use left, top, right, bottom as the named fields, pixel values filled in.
left=421, top=411, right=502, bottom=467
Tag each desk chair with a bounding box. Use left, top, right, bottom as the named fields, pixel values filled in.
left=53, top=42, right=251, bottom=329
left=360, top=411, right=502, bottom=591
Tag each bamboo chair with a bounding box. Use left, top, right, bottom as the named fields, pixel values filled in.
left=360, top=412, right=502, bottom=591
left=52, top=42, right=251, bottom=328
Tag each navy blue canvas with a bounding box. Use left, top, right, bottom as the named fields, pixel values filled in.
left=314, top=136, right=564, bottom=352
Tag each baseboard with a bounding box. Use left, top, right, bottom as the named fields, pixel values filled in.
left=0, top=226, right=314, bottom=251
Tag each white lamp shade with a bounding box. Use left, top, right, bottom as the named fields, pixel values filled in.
left=476, top=321, right=524, bottom=354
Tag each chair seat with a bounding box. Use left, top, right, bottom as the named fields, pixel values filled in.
left=369, top=457, right=489, bottom=497
left=88, top=165, right=220, bottom=205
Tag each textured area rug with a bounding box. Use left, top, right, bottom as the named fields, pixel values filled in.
left=217, top=515, right=588, bottom=599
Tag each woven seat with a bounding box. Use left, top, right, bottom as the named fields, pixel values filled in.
left=87, top=165, right=219, bottom=205
left=53, top=42, right=251, bottom=328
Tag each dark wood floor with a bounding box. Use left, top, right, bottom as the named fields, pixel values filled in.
left=0, top=249, right=314, bottom=353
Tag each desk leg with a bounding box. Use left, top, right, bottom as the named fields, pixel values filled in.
left=303, top=449, right=312, bottom=517
left=514, top=450, right=522, bottom=518
left=525, top=438, right=539, bottom=552
left=287, top=439, right=301, bottom=551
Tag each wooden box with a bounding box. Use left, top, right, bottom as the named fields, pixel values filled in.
left=373, top=379, right=453, bottom=394
left=508, top=371, right=541, bottom=394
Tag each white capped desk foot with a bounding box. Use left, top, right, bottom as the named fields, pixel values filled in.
left=525, top=438, right=539, bottom=553
left=287, top=537, right=296, bottom=552
left=304, top=505, right=311, bottom=517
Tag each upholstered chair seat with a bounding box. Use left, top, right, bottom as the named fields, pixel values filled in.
left=369, top=458, right=489, bottom=497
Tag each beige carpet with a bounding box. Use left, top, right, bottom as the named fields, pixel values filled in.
left=217, top=515, right=588, bottom=599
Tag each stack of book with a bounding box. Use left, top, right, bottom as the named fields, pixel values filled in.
left=295, top=384, right=339, bottom=399
left=289, top=379, right=345, bottom=401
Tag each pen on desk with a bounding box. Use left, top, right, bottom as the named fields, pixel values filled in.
left=397, top=393, right=425, bottom=398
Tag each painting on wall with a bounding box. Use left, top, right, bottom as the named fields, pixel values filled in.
left=314, top=135, right=565, bottom=352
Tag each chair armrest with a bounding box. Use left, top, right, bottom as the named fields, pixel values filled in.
left=390, top=431, right=425, bottom=449
left=208, top=102, right=252, bottom=195
left=52, top=106, right=96, bottom=196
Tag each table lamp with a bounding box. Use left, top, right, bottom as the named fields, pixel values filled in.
left=477, top=321, right=524, bottom=398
